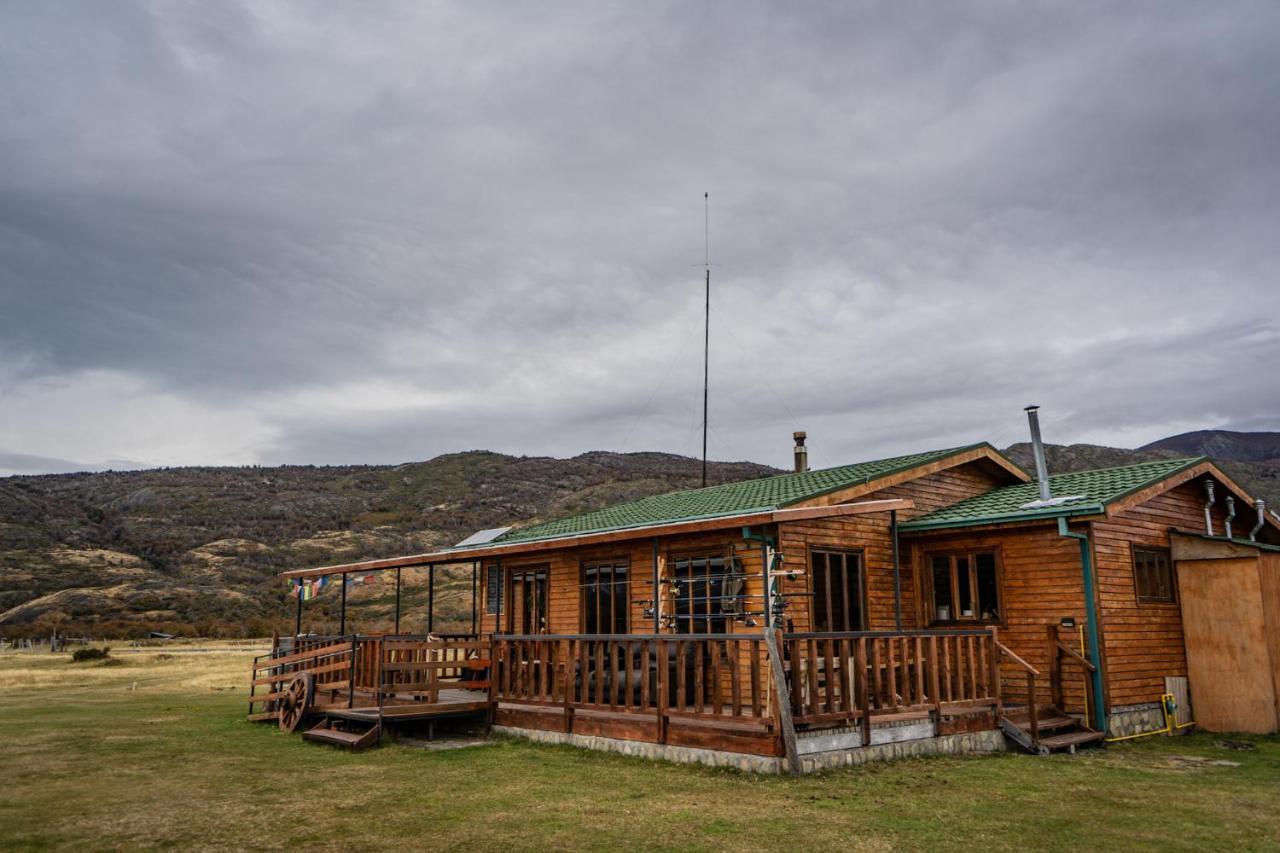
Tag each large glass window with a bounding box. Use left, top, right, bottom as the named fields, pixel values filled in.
left=1133, top=546, right=1175, bottom=604
left=929, top=551, right=1000, bottom=623
left=671, top=553, right=737, bottom=633
left=582, top=559, right=629, bottom=634
left=811, top=549, right=865, bottom=632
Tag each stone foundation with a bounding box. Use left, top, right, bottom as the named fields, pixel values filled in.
left=495, top=720, right=1007, bottom=775
left=1106, top=702, right=1169, bottom=737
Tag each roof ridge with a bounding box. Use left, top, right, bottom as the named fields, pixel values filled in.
left=495, top=442, right=1001, bottom=545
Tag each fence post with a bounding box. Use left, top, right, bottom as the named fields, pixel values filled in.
left=765, top=629, right=801, bottom=776
left=657, top=638, right=669, bottom=744
left=989, top=628, right=1003, bottom=717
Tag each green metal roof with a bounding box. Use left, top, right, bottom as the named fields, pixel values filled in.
left=495, top=443, right=1002, bottom=545
left=900, top=456, right=1206, bottom=532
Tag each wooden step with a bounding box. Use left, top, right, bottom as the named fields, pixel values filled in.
left=1028, top=714, right=1079, bottom=733
left=302, top=721, right=381, bottom=750
left=1037, top=729, right=1105, bottom=751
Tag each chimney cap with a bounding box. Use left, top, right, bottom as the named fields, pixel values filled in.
left=793, top=431, right=807, bottom=444
left=1024, top=404, right=1040, bottom=413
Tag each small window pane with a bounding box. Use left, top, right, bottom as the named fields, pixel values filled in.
left=931, top=556, right=952, bottom=621
left=975, top=553, right=999, bottom=620
left=956, top=557, right=973, bottom=618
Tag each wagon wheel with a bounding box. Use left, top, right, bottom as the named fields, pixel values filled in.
left=278, top=672, right=315, bottom=733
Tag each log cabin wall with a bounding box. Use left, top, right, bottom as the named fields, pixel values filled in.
left=478, top=529, right=769, bottom=637
left=1089, top=475, right=1239, bottom=708
left=775, top=513, right=907, bottom=633
left=902, top=523, right=1091, bottom=712
left=775, top=460, right=1014, bottom=635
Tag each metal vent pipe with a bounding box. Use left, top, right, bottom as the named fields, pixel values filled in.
left=793, top=431, right=809, bottom=473
left=1251, top=499, right=1267, bottom=542
left=1203, top=480, right=1216, bottom=537
left=1024, top=405, right=1052, bottom=501
left=1224, top=495, right=1236, bottom=540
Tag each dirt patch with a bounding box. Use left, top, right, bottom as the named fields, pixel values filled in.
left=1167, top=755, right=1241, bottom=770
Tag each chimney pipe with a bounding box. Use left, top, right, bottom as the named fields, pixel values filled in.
left=1024, top=406, right=1052, bottom=501
left=1224, top=495, right=1236, bottom=540
left=793, top=431, right=809, bottom=473
left=1251, top=499, right=1267, bottom=542
left=1203, top=480, right=1216, bottom=537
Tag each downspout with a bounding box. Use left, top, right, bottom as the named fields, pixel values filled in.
left=1251, top=499, right=1267, bottom=542
left=1224, top=496, right=1236, bottom=540
left=1058, top=517, right=1108, bottom=734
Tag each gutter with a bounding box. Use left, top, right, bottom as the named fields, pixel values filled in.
left=1058, top=515, right=1108, bottom=734
left=899, top=503, right=1104, bottom=533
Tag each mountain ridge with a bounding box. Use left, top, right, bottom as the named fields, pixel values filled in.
left=3, top=433, right=1276, bottom=637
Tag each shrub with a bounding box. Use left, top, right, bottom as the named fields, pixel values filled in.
left=71, top=647, right=111, bottom=662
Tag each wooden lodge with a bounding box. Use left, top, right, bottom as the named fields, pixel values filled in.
left=251, top=420, right=1280, bottom=773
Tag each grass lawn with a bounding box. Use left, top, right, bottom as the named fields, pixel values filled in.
left=1, top=647, right=1278, bottom=852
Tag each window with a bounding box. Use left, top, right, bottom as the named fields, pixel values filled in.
left=485, top=564, right=503, bottom=614
left=506, top=565, right=549, bottom=633
left=1133, top=546, right=1175, bottom=604
left=811, top=549, right=865, bottom=632
left=582, top=559, right=629, bottom=634
left=671, top=553, right=739, bottom=633
left=928, top=551, right=1000, bottom=623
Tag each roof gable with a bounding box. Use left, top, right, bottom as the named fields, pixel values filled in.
left=900, top=457, right=1205, bottom=531
left=496, top=443, right=1019, bottom=545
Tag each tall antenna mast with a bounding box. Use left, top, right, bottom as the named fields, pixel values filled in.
left=701, top=192, right=710, bottom=488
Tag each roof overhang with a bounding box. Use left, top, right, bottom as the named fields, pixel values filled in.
left=280, top=497, right=913, bottom=579
left=899, top=503, right=1105, bottom=534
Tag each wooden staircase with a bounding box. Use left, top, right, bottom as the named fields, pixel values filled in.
left=302, top=717, right=382, bottom=751
left=1000, top=705, right=1103, bottom=756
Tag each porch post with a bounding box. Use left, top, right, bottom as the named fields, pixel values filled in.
left=891, top=509, right=903, bottom=630
left=471, top=561, right=479, bottom=635
left=394, top=568, right=402, bottom=634
left=294, top=589, right=302, bottom=637
left=652, top=537, right=661, bottom=632
left=428, top=564, right=436, bottom=633
left=339, top=573, right=347, bottom=635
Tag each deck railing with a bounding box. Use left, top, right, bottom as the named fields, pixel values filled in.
left=247, top=636, right=358, bottom=720
left=492, top=633, right=777, bottom=749
left=374, top=635, right=491, bottom=706
left=782, top=629, right=1000, bottom=737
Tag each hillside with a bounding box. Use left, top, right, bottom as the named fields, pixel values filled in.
left=3, top=434, right=1277, bottom=638
left=0, top=452, right=776, bottom=637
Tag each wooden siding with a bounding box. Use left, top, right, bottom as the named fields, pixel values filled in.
left=902, top=524, right=1091, bottom=712
left=1090, top=476, right=1238, bottom=708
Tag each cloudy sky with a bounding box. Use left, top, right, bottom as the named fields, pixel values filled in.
left=1, top=2, right=1278, bottom=476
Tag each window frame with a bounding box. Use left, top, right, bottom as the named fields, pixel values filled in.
left=668, top=549, right=737, bottom=634
left=923, top=547, right=1004, bottom=626
left=1131, top=544, right=1177, bottom=605
left=505, top=563, right=551, bottom=634
left=580, top=557, right=630, bottom=635
left=807, top=547, right=868, bottom=632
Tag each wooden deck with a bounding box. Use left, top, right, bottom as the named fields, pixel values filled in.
left=325, top=689, right=492, bottom=723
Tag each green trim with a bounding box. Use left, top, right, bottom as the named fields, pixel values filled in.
left=900, top=503, right=1105, bottom=532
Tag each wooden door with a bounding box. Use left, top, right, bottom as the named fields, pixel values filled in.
left=1176, top=557, right=1279, bottom=733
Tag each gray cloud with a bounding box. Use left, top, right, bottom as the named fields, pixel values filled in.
left=1, top=2, right=1278, bottom=473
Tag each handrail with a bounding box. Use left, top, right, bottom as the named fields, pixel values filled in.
left=993, top=640, right=1040, bottom=677
left=1055, top=642, right=1096, bottom=672
left=995, top=638, right=1040, bottom=749
left=784, top=628, right=993, bottom=639
left=494, top=632, right=765, bottom=641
